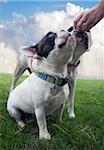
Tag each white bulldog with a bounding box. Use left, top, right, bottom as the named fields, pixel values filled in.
left=7, top=29, right=91, bottom=140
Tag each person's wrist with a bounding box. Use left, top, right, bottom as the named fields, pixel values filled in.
left=96, top=1, right=104, bottom=17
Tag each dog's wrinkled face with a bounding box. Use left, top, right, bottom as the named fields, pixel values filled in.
left=68, top=26, right=91, bottom=50
left=67, top=26, right=92, bottom=62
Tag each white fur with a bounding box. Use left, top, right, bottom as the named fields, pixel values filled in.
left=7, top=30, right=74, bottom=139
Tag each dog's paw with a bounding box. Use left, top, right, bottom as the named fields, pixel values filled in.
left=39, top=132, right=51, bottom=140
left=69, top=112, right=76, bottom=119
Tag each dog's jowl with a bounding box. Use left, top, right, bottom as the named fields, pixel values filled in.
left=7, top=29, right=91, bottom=139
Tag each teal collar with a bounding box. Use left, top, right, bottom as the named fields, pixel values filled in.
left=35, top=71, right=68, bottom=86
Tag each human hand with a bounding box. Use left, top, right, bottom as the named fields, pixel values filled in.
left=74, top=3, right=104, bottom=31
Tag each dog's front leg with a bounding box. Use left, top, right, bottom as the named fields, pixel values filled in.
left=54, top=104, right=64, bottom=123
left=67, top=69, right=77, bottom=119
left=35, top=106, right=51, bottom=140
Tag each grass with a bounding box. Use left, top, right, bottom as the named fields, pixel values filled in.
left=0, top=73, right=104, bottom=150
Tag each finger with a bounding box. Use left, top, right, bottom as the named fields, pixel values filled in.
left=74, top=13, right=83, bottom=29
left=77, top=14, right=88, bottom=29
left=81, top=16, right=95, bottom=31
left=80, top=22, right=91, bottom=31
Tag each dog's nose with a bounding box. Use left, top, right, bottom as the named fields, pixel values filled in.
left=74, top=31, right=84, bottom=39
left=68, top=33, right=71, bottom=36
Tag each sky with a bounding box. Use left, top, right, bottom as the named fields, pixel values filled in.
left=0, top=0, right=99, bottom=20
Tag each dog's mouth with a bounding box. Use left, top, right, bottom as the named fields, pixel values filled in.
left=72, top=30, right=89, bottom=49
left=74, top=31, right=88, bottom=40
left=58, top=31, right=89, bottom=49
left=67, top=26, right=89, bottom=49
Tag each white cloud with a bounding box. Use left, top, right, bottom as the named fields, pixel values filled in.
left=0, top=24, right=5, bottom=29
left=0, top=42, right=17, bottom=73
left=12, top=12, right=27, bottom=24
left=0, top=26, right=25, bottom=50
left=78, top=19, right=104, bottom=79
left=66, top=3, right=84, bottom=16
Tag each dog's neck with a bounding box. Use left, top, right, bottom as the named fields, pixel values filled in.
left=32, top=46, right=74, bottom=77
left=32, top=57, right=67, bottom=77
left=68, top=47, right=87, bottom=71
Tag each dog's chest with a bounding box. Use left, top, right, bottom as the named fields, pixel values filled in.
left=43, top=86, right=65, bottom=115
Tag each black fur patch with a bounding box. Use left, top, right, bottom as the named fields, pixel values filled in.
left=35, top=32, right=57, bottom=58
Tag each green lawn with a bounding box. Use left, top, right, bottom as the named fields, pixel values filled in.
left=0, top=73, right=104, bottom=150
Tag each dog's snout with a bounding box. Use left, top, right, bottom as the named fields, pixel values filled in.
left=68, top=33, right=71, bottom=36
left=60, top=30, right=71, bottom=36
left=75, top=31, right=84, bottom=39
left=74, top=31, right=89, bottom=49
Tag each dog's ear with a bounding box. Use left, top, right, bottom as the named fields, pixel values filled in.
left=20, top=45, right=37, bottom=58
